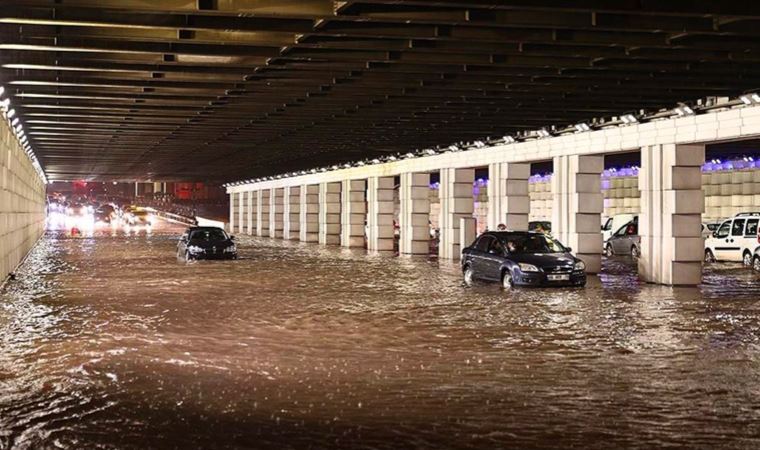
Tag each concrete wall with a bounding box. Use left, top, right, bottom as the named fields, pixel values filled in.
left=0, top=118, right=46, bottom=281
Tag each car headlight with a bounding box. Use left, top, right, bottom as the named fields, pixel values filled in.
left=518, top=263, right=540, bottom=272
left=223, top=245, right=236, bottom=253
left=187, top=245, right=204, bottom=254
left=574, top=261, right=586, bottom=271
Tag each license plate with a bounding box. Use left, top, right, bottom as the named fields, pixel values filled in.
left=547, top=274, right=570, bottom=281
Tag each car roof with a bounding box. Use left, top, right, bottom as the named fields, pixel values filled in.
left=483, top=231, right=542, bottom=238
left=188, top=226, right=224, bottom=231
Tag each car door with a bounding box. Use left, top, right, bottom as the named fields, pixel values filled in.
left=711, top=220, right=734, bottom=261
left=742, top=218, right=759, bottom=256
left=469, top=235, right=493, bottom=279
left=611, top=224, right=629, bottom=255
left=482, top=238, right=507, bottom=280
left=727, top=219, right=746, bottom=262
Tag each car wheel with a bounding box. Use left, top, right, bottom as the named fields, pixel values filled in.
left=463, top=264, right=474, bottom=286
left=742, top=251, right=752, bottom=266
left=604, top=244, right=614, bottom=258
left=501, top=270, right=513, bottom=289
left=631, top=245, right=640, bottom=259
left=704, top=249, right=715, bottom=264
left=753, top=256, right=760, bottom=272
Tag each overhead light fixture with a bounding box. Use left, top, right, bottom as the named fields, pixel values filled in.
left=6, top=108, right=15, bottom=118
left=675, top=105, right=695, bottom=116
left=473, top=141, right=486, bottom=148
left=740, top=93, right=760, bottom=105
left=620, top=114, right=638, bottom=124
left=537, top=128, right=551, bottom=138
left=574, top=123, right=591, bottom=132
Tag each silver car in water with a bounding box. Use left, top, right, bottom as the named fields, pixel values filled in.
left=604, top=217, right=640, bottom=259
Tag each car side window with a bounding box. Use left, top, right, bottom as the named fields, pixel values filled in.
left=745, top=219, right=758, bottom=237
left=488, top=239, right=505, bottom=255
left=731, top=219, right=745, bottom=237
left=715, top=222, right=731, bottom=239
left=614, top=223, right=629, bottom=237
left=475, top=236, right=492, bottom=252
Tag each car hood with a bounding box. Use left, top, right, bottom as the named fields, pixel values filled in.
left=509, top=252, right=578, bottom=268
left=187, top=239, right=233, bottom=248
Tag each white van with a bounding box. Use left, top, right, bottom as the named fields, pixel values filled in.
left=704, top=212, right=760, bottom=265
left=602, top=214, right=635, bottom=244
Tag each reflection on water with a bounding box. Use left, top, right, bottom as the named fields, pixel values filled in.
left=2, top=221, right=760, bottom=449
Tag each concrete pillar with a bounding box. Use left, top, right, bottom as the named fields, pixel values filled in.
left=299, top=184, right=319, bottom=242
left=460, top=217, right=477, bottom=257
left=367, top=176, right=395, bottom=252
left=228, top=192, right=236, bottom=233
left=238, top=191, right=246, bottom=233
left=341, top=179, right=366, bottom=248
left=283, top=186, right=301, bottom=240
left=399, top=172, right=430, bottom=255
left=488, top=162, right=531, bottom=231
left=439, top=168, right=475, bottom=259
left=246, top=190, right=254, bottom=235
left=256, top=189, right=270, bottom=237
left=319, top=182, right=341, bottom=245
left=553, top=155, right=604, bottom=274
left=269, top=188, right=284, bottom=238
left=639, top=144, right=704, bottom=285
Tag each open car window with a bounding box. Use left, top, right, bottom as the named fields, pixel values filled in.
left=504, top=235, right=567, bottom=254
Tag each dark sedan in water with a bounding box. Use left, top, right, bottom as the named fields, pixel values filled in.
left=178, top=226, right=237, bottom=260
left=462, top=231, right=586, bottom=288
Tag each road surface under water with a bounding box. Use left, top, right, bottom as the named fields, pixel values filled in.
left=2, top=220, right=760, bottom=449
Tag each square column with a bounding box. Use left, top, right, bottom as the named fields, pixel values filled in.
left=439, top=168, right=474, bottom=259
left=283, top=186, right=300, bottom=240
left=488, top=162, right=530, bottom=231
left=319, top=182, right=342, bottom=245
left=399, top=172, right=430, bottom=255
left=256, top=189, right=270, bottom=237
left=238, top=191, right=247, bottom=234
left=341, top=179, right=366, bottom=248
left=639, top=144, right=704, bottom=285
left=299, top=184, right=319, bottom=242
left=229, top=192, right=237, bottom=233
left=367, top=176, right=395, bottom=252
left=246, top=190, right=254, bottom=235
left=269, top=188, right=284, bottom=238
left=249, top=190, right=258, bottom=235
left=552, top=155, right=604, bottom=274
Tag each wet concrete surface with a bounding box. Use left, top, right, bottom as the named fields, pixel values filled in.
left=2, top=220, right=760, bottom=449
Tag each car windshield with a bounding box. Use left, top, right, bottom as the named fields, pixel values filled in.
left=190, top=229, right=228, bottom=241
left=503, top=234, right=567, bottom=254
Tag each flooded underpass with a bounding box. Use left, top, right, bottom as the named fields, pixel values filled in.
left=2, top=221, right=760, bottom=449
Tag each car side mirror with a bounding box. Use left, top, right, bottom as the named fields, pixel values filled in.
left=230, top=235, right=235, bottom=241
left=565, top=247, right=573, bottom=253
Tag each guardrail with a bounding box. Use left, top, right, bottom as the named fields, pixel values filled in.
left=147, top=208, right=196, bottom=226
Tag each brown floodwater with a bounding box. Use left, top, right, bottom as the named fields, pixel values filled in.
left=2, top=220, right=760, bottom=449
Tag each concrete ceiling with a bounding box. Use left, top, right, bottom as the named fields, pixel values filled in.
left=2, top=0, right=760, bottom=182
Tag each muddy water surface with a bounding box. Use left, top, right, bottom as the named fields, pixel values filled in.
left=2, top=221, right=760, bottom=449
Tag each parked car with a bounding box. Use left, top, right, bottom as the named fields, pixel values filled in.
left=602, top=214, right=635, bottom=243
left=528, top=221, right=552, bottom=234
left=604, top=217, right=640, bottom=258
left=461, top=231, right=586, bottom=288
left=704, top=212, right=760, bottom=265
left=178, top=226, right=237, bottom=260
left=702, top=221, right=722, bottom=239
